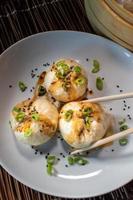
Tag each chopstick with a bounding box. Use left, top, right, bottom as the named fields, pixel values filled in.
left=71, top=128, right=133, bottom=155
left=82, top=92, right=133, bottom=103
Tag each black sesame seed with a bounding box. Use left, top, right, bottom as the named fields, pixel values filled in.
left=60, top=153, right=63, bottom=155
left=116, top=85, right=119, bottom=88
left=123, top=108, right=126, bottom=111
left=61, top=138, right=64, bottom=141
left=32, top=70, right=34, bottom=73
left=45, top=156, right=48, bottom=159
left=112, top=149, right=114, bottom=152
left=58, top=158, right=60, bottom=161
left=9, top=85, right=12, bottom=88
left=127, top=114, right=130, bottom=117
left=110, top=108, right=112, bottom=111
left=120, top=90, right=123, bottom=93
left=102, top=77, right=104, bottom=80
left=86, top=58, right=89, bottom=62
left=40, top=152, right=43, bottom=155
left=47, top=153, right=50, bottom=155
left=124, top=104, right=127, bottom=107
left=28, top=98, right=31, bottom=100
left=123, top=100, right=126, bottom=103
left=35, top=68, right=38, bottom=71
left=129, top=117, right=132, bottom=120
left=65, top=165, right=68, bottom=168
left=31, top=145, right=34, bottom=149
left=35, top=152, right=37, bottom=155
left=30, top=89, right=32, bottom=92
left=63, top=155, right=65, bottom=158
left=128, top=106, right=130, bottom=109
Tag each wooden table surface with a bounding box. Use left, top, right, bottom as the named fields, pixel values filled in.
left=0, top=0, right=133, bottom=199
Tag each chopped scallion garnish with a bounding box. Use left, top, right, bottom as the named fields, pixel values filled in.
left=32, top=113, right=39, bottom=121
left=91, top=59, right=100, bottom=73
left=74, top=66, right=81, bottom=73
left=120, top=124, right=128, bottom=131
left=13, top=107, right=21, bottom=113
left=18, top=81, right=27, bottom=92
left=38, top=85, right=46, bottom=96
left=75, top=76, right=86, bottom=86
left=119, top=138, right=128, bottom=146
left=24, top=128, right=32, bottom=137
left=65, top=110, right=73, bottom=121
left=15, top=112, right=25, bottom=122
left=96, top=77, right=103, bottom=90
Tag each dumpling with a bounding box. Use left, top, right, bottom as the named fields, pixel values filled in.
left=10, top=96, right=58, bottom=146
left=59, top=101, right=111, bottom=148
left=43, top=59, right=88, bottom=102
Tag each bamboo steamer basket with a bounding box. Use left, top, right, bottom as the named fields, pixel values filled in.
left=84, top=0, right=133, bottom=50
left=84, top=0, right=133, bottom=51
left=105, top=0, right=133, bottom=24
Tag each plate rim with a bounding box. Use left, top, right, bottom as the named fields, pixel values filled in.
left=0, top=30, right=133, bottom=198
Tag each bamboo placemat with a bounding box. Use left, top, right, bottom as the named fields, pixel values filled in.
left=0, top=0, right=133, bottom=199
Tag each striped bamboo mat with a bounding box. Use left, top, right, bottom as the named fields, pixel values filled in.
left=0, top=0, right=133, bottom=199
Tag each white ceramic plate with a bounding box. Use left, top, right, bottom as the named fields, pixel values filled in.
left=0, top=31, right=133, bottom=198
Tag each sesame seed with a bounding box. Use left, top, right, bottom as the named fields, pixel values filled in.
left=9, top=85, right=12, bottom=88
left=65, top=165, right=68, bottom=168
left=45, top=156, right=48, bottom=159
left=102, top=77, right=104, bottom=80
left=63, top=155, right=65, bottom=158
left=123, top=100, right=126, bottom=103
left=123, top=108, right=126, bottom=111
left=86, top=58, right=89, bottom=62
left=110, top=108, right=112, bottom=111
left=30, top=89, right=32, bottom=92
left=35, top=152, right=37, bottom=155
left=128, top=106, right=130, bottom=109
left=60, top=153, right=63, bottom=155
left=58, top=158, right=60, bottom=161
left=40, top=152, right=43, bottom=155
left=116, top=85, right=119, bottom=88
left=35, top=68, right=38, bottom=71
left=124, top=104, right=127, bottom=107
left=120, top=90, right=123, bottom=93
left=112, top=149, right=114, bottom=152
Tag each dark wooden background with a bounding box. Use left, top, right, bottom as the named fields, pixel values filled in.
left=0, top=0, right=133, bottom=199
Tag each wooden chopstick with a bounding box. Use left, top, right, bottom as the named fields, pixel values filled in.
left=82, top=92, right=133, bottom=103
left=71, top=128, right=133, bottom=155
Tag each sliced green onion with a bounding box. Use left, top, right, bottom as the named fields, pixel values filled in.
left=120, top=124, right=128, bottom=131
left=32, top=113, right=39, bottom=121
left=119, top=119, right=126, bottom=125
left=24, top=128, right=32, bottom=137
left=47, top=163, right=53, bottom=175
left=13, top=107, right=21, bottom=113
left=75, top=76, right=86, bottom=86
left=85, top=116, right=91, bottom=129
left=67, top=156, right=74, bottom=165
left=15, top=112, right=25, bottom=122
left=77, top=158, right=88, bottom=165
left=119, top=138, right=128, bottom=146
left=47, top=155, right=56, bottom=165
left=67, top=156, right=88, bottom=166
left=18, top=81, right=27, bottom=92
left=91, top=59, right=100, bottom=73
left=65, top=110, right=73, bottom=121
left=96, top=77, right=103, bottom=91
left=74, top=66, right=81, bottom=73
left=83, top=107, right=93, bottom=116
left=56, top=60, right=65, bottom=67
left=38, top=85, right=46, bottom=96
